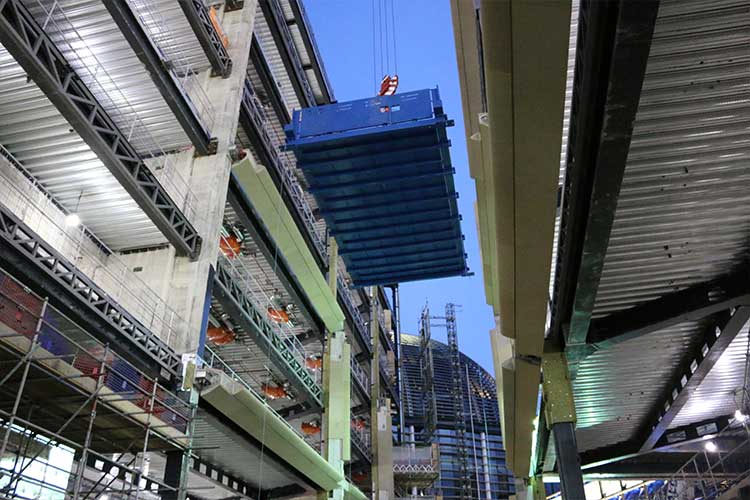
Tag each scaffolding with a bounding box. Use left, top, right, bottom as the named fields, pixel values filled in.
left=444, top=303, right=471, bottom=499
left=0, top=268, right=193, bottom=500
left=418, top=306, right=437, bottom=444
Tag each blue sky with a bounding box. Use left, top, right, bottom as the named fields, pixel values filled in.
left=305, top=1, right=496, bottom=372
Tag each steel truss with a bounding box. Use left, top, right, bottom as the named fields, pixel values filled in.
left=0, top=0, right=202, bottom=259
left=178, top=0, right=233, bottom=78
left=212, top=257, right=323, bottom=407
left=0, top=202, right=182, bottom=379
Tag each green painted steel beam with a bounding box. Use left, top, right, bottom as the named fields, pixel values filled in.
left=233, top=157, right=345, bottom=333
left=214, top=258, right=323, bottom=406
left=202, top=372, right=366, bottom=497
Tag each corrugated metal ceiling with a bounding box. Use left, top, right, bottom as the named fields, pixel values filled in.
left=575, top=0, right=750, bottom=450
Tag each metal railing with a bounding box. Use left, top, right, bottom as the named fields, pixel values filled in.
left=0, top=152, right=189, bottom=349
left=0, top=269, right=192, bottom=435
left=241, top=82, right=328, bottom=260
left=338, top=273, right=369, bottom=345
left=350, top=355, right=369, bottom=393
left=264, top=0, right=316, bottom=106
left=127, top=0, right=217, bottom=131
left=216, top=234, right=314, bottom=380
left=202, top=346, right=310, bottom=443
left=632, top=423, right=750, bottom=500
left=393, top=445, right=439, bottom=473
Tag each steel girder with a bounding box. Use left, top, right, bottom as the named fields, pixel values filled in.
left=0, top=201, right=182, bottom=379
left=212, top=258, right=323, bottom=408
left=0, top=0, right=202, bottom=259
left=639, top=306, right=750, bottom=451
left=588, top=273, right=750, bottom=349
left=178, top=0, right=233, bottom=78
left=103, top=0, right=216, bottom=155
left=258, top=0, right=316, bottom=107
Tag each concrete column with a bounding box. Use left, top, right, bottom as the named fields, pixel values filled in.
left=114, top=1, right=258, bottom=355
left=321, top=329, right=350, bottom=499
left=370, top=287, right=394, bottom=499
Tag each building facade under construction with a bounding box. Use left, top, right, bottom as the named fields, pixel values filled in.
left=0, top=0, right=475, bottom=497
left=398, top=305, right=515, bottom=500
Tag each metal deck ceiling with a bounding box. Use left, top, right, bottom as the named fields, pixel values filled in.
left=574, top=320, right=707, bottom=452
left=0, top=47, right=166, bottom=249
left=285, top=88, right=469, bottom=287
left=593, top=0, right=750, bottom=317
left=566, top=0, right=750, bottom=462
left=0, top=0, right=215, bottom=250
left=25, top=0, right=200, bottom=152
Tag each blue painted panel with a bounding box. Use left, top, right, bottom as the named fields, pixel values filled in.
left=285, top=87, right=468, bottom=286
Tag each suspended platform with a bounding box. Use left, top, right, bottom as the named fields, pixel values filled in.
left=284, top=88, right=469, bottom=287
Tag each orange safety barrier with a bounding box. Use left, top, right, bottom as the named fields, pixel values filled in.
left=220, top=235, right=241, bottom=258
left=261, top=383, right=289, bottom=400
left=305, top=355, right=322, bottom=370
left=301, top=421, right=321, bottom=435
left=267, top=307, right=290, bottom=324
left=207, top=326, right=235, bottom=346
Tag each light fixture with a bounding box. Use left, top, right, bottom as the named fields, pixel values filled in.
left=735, top=409, right=748, bottom=423
left=65, top=191, right=84, bottom=228
left=64, top=213, right=80, bottom=227
left=704, top=440, right=718, bottom=453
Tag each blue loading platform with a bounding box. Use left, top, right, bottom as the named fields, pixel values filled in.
left=284, top=88, right=469, bottom=286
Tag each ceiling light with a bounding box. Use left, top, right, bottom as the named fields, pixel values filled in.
left=735, top=409, right=748, bottom=423
left=64, top=213, right=80, bottom=227
left=704, top=440, right=718, bottom=453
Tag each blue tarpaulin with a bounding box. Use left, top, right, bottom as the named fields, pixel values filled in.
left=284, top=88, right=468, bottom=286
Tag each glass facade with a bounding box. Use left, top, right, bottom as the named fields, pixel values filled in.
left=400, top=334, right=515, bottom=499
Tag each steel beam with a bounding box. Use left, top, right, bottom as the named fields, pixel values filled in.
left=323, top=184, right=446, bottom=204
left=552, top=422, right=586, bottom=499
left=311, top=160, right=445, bottom=182
left=299, top=143, right=451, bottom=172
left=341, top=227, right=459, bottom=246
left=339, top=235, right=459, bottom=256
left=640, top=306, right=750, bottom=451
left=0, top=201, right=182, bottom=380
left=0, top=0, right=202, bottom=259
left=238, top=79, right=326, bottom=268
left=178, top=0, right=233, bottom=77
left=333, top=207, right=450, bottom=227
left=212, top=258, right=323, bottom=407
left=286, top=0, right=334, bottom=103
left=322, top=193, right=456, bottom=216
left=588, top=273, right=750, bottom=349
left=104, top=0, right=215, bottom=155
left=250, top=37, right=290, bottom=124
left=332, top=215, right=459, bottom=238
left=549, top=0, right=659, bottom=361
left=349, top=268, right=468, bottom=287
left=257, top=0, right=316, bottom=106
